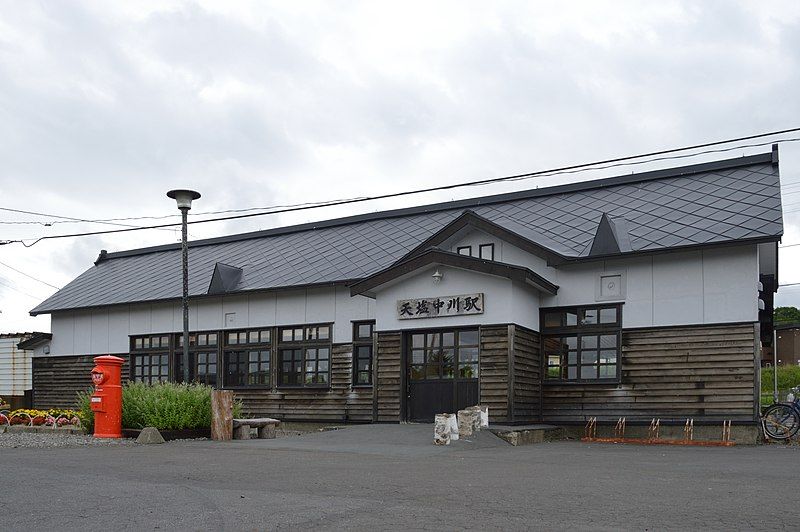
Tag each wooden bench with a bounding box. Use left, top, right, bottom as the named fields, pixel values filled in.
left=232, top=418, right=281, bottom=440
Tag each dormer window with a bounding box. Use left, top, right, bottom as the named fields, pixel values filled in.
left=456, top=245, right=472, bottom=256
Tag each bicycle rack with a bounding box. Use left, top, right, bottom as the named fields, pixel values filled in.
left=581, top=417, right=735, bottom=446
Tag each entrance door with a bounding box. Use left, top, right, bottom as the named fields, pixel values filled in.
left=407, top=328, right=480, bottom=422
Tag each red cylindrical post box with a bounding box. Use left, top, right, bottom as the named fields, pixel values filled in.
left=90, top=355, right=125, bottom=438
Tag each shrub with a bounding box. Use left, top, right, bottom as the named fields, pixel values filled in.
left=77, top=383, right=243, bottom=431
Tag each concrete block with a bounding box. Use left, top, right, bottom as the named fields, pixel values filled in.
left=136, top=427, right=165, bottom=444
left=434, top=414, right=453, bottom=445
left=234, top=424, right=251, bottom=440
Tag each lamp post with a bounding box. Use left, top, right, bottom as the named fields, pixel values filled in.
left=167, top=189, right=201, bottom=384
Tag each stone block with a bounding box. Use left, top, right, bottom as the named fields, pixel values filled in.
left=434, top=414, right=454, bottom=445
left=135, top=427, right=165, bottom=444
left=233, top=424, right=251, bottom=440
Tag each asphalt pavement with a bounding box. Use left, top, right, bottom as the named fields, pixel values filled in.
left=1, top=424, right=798, bottom=531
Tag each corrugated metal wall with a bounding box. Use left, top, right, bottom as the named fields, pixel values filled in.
left=0, top=336, right=33, bottom=398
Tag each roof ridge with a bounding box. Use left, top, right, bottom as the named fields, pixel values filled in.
left=98, top=151, right=775, bottom=262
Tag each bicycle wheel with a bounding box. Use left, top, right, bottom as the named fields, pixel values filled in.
left=762, top=404, right=800, bottom=440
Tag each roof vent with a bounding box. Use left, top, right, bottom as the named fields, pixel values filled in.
left=207, top=263, right=243, bottom=295
left=589, top=214, right=631, bottom=256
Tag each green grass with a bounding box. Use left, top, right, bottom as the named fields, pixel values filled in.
left=760, top=365, right=800, bottom=406
left=77, top=382, right=243, bottom=431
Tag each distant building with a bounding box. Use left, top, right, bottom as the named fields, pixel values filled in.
left=774, top=323, right=800, bottom=366
left=25, top=148, right=784, bottom=436
left=0, top=332, right=50, bottom=409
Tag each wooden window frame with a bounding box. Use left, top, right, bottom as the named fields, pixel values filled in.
left=541, top=304, right=622, bottom=384
left=352, top=321, right=375, bottom=386
left=478, top=243, right=495, bottom=261
left=222, top=328, right=272, bottom=389
left=130, top=352, right=170, bottom=384
left=277, top=323, right=333, bottom=389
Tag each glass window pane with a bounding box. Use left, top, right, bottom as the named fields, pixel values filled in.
left=600, top=335, right=617, bottom=349
left=427, top=334, right=440, bottom=348
left=442, top=332, right=455, bottom=347
left=581, top=351, right=598, bottom=364
left=412, top=334, right=424, bottom=348
left=208, top=333, right=217, bottom=346
left=228, top=332, right=238, bottom=345
left=442, top=364, right=454, bottom=379
left=441, top=349, right=454, bottom=365
left=459, top=330, right=479, bottom=346
left=412, top=349, right=424, bottom=364
left=582, top=309, right=598, bottom=325
left=426, top=365, right=440, bottom=379
left=600, top=307, right=617, bottom=324
left=318, top=326, right=330, bottom=340
left=600, top=365, right=617, bottom=378
left=357, top=359, right=370, bottom=371
left=460, top=348, right=479, bottom=363
left=547, top=366, right=560, bottom=378
left=161, top=336, right=169, bottom=346
left=565, top=336, right=578, bottom=350
left=568, top=366, right=577, bottom=379
left=479, top=244, right=494, bottom=260
left=249, top=331, right=259, bottom=344
left=581, top=336, right=598, bottom=349
left=568, top=351, right=577, bottom=364
left=357, top=324, right=372, bottom=339
left=581, top=365, right=598, bottom=379
left=261, top=330, right=270, bottom=343
left=600, top=350, right=617, bottom=364
left=317, top=348, right=329, bottom=360
left=318, top=360, right=328, bottom=372
left=357, top=345, right=371, bottom=359
left=249, top=351, right=259, bottom=362
left=160, top=354, right=168, bottom=365
left=358, top=372, right=370, bottom=384
left=410, top=366, right=425, bottom=380
left=544, top=312, right=561, bottom=328
left=134, top=338, right=143, bottom=349
left=317, top=373, right=328, bottom=384
left=198, top=353, right=207, bottom=364
left=566, top=311, right=578, bottom=326
left=281, top=329, right=293, bottom=342
left=459, top=364, right=478, bottom=378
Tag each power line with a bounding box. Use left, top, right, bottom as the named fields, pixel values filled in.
left=0, top=260, right=61, bottom=289
left=3, top=128, right=800, bottom=248
left=0, top=278, right=42, bottom=300
left=0, top=206, right=177, bottom=232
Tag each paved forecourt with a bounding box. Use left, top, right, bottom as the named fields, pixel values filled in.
left=0, top=424, right=797, bottom=531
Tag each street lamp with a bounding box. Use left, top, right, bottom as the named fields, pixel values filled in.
left=167, top=189, right=201, bottom=384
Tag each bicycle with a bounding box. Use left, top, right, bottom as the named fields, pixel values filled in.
left=762, top=386, right=800, bottom=440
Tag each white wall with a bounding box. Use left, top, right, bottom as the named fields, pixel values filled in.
left=48, top=286, right=375, bottom=356
left=540, top=245, right=760, bottom=328
left=451, top=229, right=557, bottom=283
left=374, top=265, right=540, bottom=331
left=0, top=336, right=32, bottom=396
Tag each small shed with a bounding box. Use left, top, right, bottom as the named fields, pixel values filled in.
left=0, top=332, right=50, bottom=409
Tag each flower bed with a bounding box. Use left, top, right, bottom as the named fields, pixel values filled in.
left=0, top=408, right=82, bottom=427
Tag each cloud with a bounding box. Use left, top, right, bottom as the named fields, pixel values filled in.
left=1, top=0, right=799, bottom=332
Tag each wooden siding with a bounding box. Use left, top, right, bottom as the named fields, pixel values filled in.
left=480, top=325, right=510, bottom=422
left=33, top=355, right=130, bottom=409
left=375, top=332, right=402, bottom=422
left=542, top=323, right=758, bottom=423
left=511, top=325, right=541, bottom=422
left=234, top=344, right=373, bottom=422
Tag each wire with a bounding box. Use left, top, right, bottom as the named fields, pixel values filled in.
left=0, top=278, right=42, bottom=300
left=0, top=206, right=177, bottom=232
left=0, top=260, right=61, bottom=289
left=780, top=282, right=800, bottom=287
left=3, top=128, right=800, bottom=248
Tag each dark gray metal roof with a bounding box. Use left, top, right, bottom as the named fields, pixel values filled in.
left=30, top=151, right=783, bottom=315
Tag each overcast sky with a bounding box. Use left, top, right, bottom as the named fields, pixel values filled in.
left=1, top=0, right=799, bottom=333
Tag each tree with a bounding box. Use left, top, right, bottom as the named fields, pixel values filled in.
left=774, top=306, right=800, bottom=325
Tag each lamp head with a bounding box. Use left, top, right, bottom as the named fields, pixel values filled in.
left=167, top=189, right=201, bottom=210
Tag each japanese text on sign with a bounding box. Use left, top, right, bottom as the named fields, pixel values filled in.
left=397, top=293, right=484, bottom=320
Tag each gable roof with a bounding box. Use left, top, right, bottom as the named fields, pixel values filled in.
left=350, top=248, right=559, bottom=298
left=30, top=150, right=783, bottom=315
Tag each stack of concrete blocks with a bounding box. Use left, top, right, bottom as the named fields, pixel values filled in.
left=434, top=413, right=458, bottom=445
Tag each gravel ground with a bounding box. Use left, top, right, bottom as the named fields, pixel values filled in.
left=0, top=432, right=136, bottom=448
